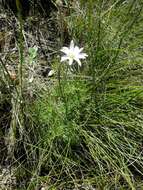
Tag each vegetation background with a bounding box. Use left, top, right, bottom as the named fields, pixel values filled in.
left=0, top=0, right=143, bottom=189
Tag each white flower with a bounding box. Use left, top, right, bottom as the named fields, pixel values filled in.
left=48, top=69, right=55, bottom=77
left=60, top=40, right=88, bottom=66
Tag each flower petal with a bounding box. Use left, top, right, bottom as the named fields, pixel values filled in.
left=61, top=56, right=68, bottom=62
left=75, top=58, right=82, bottom=66
left=74, top=46, right=81, bottom=53
left=60, top=47, right=70, bottom=54
left=79, top=47, right=84, bottom=53
left=70, top=40, right=75, bottom=51
left=69, top=58, right=74, bottom=65
left=78, top=53, right=88, bottom=59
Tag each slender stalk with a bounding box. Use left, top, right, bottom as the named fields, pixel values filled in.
left=17, top=5, right=24, bottom=100
left=57, top=64, right=68, bottom=121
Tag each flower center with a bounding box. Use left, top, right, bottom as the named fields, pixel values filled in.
left=69, top=52, right=75, bottom=59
